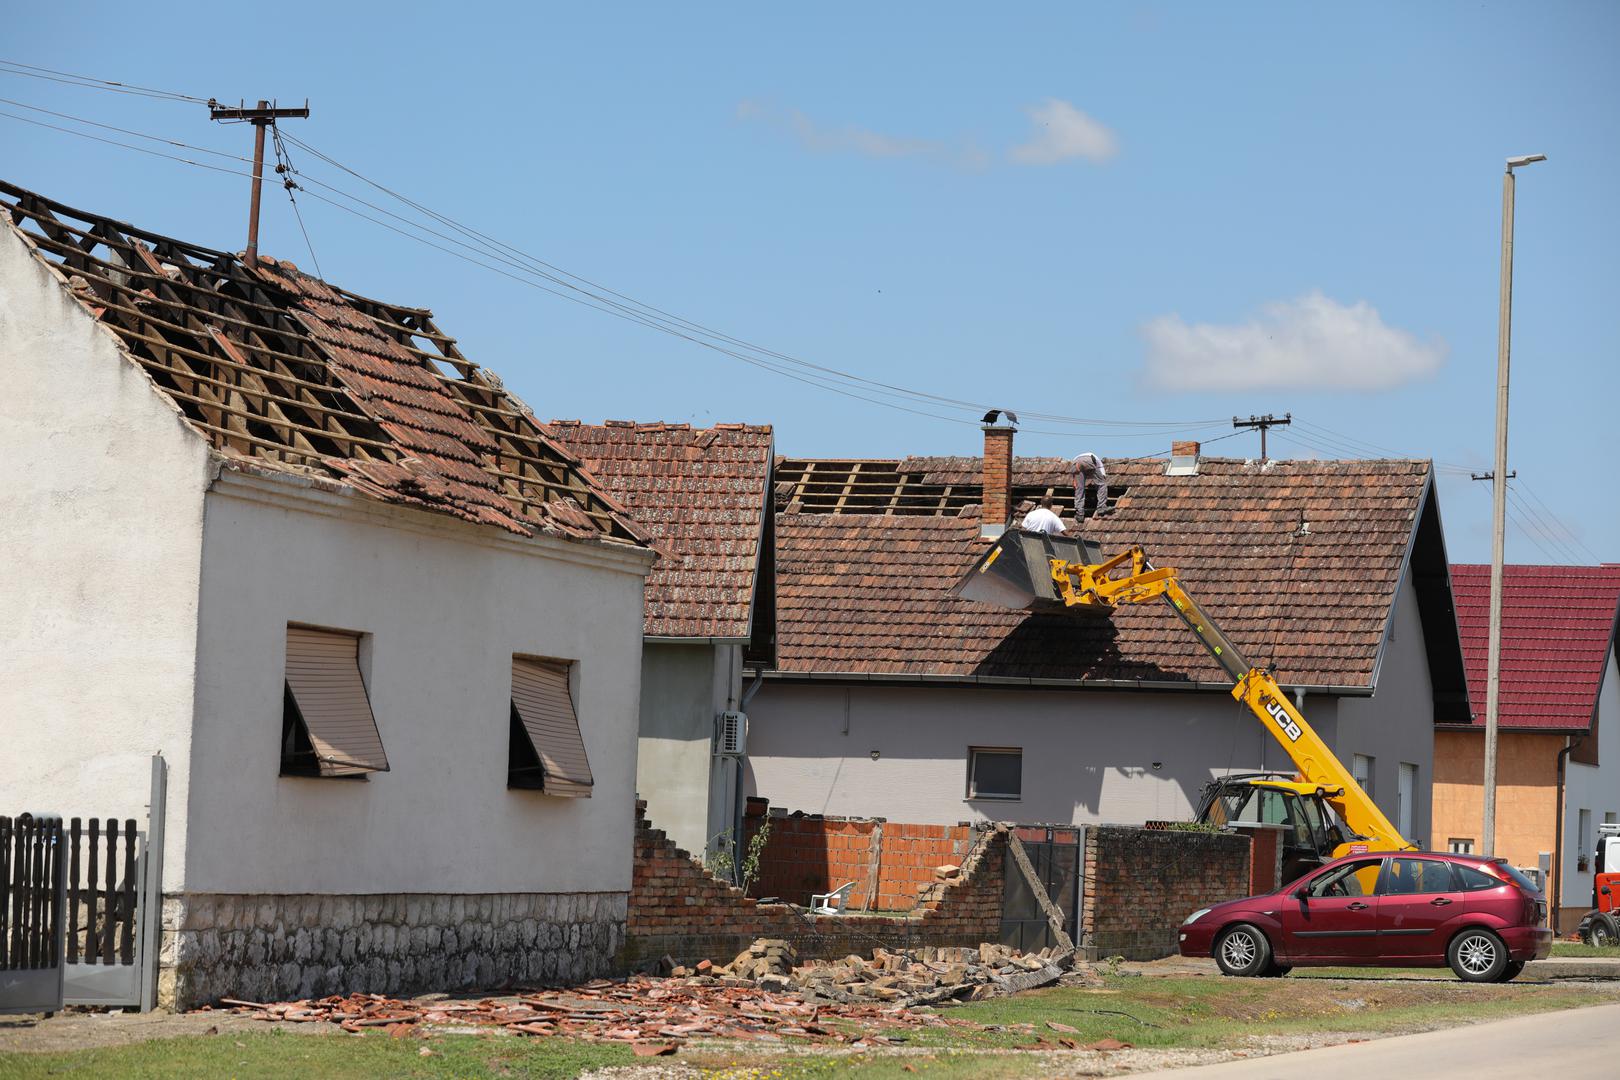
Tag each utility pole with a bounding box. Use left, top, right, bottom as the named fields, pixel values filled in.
left=1233, top=413, right=1291, bottom=461
left=1483, top=153, right=1546, bottom=859
left=208, top=99, right=310, bottom=268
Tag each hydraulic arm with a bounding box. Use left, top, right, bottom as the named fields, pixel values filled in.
left=1048, top=545, right=1413, bottom=855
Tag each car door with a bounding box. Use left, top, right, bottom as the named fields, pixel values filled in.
left=1277, top=857, right=1385, bottom=961
left=1375, top=857, right=1464, bottom=960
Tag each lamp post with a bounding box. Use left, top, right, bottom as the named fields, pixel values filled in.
left=1482, top=153, right=1546, bottom=858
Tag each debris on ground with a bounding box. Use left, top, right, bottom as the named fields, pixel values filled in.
left=217, top=940, right=1093, bottom=1050
left=699, top=939, right=1092, bottom=1006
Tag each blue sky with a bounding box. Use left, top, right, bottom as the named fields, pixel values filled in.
left=5, top=2, right=1615, bottom=564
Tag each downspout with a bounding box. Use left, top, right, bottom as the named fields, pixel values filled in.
left=1553, top=738, right=1575, bottom=935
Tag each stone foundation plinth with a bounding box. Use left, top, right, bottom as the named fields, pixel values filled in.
left=160, top=891, right=626, bottom=1010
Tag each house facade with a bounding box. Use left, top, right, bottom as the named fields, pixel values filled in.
left=0, top=183, right=656, bottom=1007
left=745, top=421, right=1468, bottom=849
left=550, top=421, right=774, bottom=861
left=1432, top=563, right=1620, bottom=932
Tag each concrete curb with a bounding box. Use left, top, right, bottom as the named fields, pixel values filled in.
left=1523, top=956, right=1620, bottom=980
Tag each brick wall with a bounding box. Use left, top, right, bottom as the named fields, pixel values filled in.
left=745, top=806, right=986, bottom=911
left=624, top=802, right=1005, bottom=967
left=1081, top=826, right=1251, bottom=960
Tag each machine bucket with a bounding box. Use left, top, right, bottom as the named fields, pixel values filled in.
left=951, top=529, right=1107, bottom=615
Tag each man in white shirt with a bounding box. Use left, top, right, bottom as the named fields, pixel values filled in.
left=1021, top=496, right=1066, bottom=535
left=1073, top=452, right=1109, bottom=518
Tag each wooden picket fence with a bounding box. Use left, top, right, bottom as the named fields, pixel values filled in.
left=62, top=818, right=141, bottom=967
left=1, top=814, right=65, bottom=971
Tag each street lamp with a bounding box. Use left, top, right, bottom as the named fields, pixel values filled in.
left=1482, top=152, right=1546, bottom=858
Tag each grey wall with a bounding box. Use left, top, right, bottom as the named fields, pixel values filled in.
left=748, top=574, right=1435, bottom=837
left=186, top=469, right=651, bottom=895
left=637, top=642, right=721, bottom=855
left=1564, top=648, right=1619, bottom=908
left=1335, top=572, right=1435, bottom=847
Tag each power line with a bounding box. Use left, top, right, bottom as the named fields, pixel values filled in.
left=0, top=60, right=209, bottom=104
left=0, top=108, right=258, bottom=180
left=0, top=96, right=254, bottom=164
left=272, top=127, right=323, bottom=281
left=1506, top=488, right=1585, bottom=565
left=1512, top=482, right=1603, bottom=563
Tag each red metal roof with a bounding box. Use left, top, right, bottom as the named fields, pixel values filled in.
left=550, top=421, right=773, bottom=639
left=1448, top=563, right=1620, bottom=731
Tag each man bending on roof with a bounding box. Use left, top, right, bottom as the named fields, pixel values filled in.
left=1022, top=496, right=1066, bottom=535
left=1073, top=452, right=1109, bottom=518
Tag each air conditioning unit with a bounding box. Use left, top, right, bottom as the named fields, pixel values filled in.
left=714, top=711, right=747, bottom=757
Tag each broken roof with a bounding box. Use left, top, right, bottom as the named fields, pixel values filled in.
left=0, top=180, right=649, bottom=548
left=550, top=421, right=773, bottom=639
left=769, top=455, right=1468, bottom=708
left=1447, top=563, right=1620, bottom=732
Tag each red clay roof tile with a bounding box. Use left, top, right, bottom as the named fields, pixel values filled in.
left=1448, top=563, right=1620, bottom=731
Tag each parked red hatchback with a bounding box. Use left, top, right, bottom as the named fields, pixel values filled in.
left=1179, top=852, right=1552, bottom=981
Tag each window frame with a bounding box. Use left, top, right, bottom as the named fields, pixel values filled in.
left=965, top=746, right=1023, bottom=802
left=280, top=623, right=388, bottom=779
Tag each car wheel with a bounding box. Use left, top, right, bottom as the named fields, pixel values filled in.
left=1587, top=913, right=1619, bottom=948
left=1497, top=960, right=1526, bottom=982
left=1214, top=924, right=1272, bottom=977
left=1448, top=929, right=1509, bottom=982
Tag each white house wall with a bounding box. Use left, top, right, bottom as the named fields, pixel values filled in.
left=185, top=470, right=649, bottom=896
left=636, top=642, right=722, bottom=855
left=1564, top=647, right=1619, bottom=909
left=0, top=225, right=213, bottom=891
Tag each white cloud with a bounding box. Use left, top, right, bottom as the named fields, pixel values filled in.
left=1008, top=99, right=1118, bottom=165
left=736, top=99, right=989, bottom=170
left=1141, top=292, right=1447, bottom=392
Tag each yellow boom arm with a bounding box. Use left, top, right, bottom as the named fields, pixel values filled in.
left=1051, top=546, right=1412, bottom=854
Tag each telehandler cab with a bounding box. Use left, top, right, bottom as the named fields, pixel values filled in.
left=955, top=531, right=1414, bottom=876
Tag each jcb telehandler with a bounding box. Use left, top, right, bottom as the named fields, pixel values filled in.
left=955, top=531, right=1414, bottom=881
left=1577, top=823, right=1620, bottom=947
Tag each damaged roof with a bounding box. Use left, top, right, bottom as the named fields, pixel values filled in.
left=550, top=421, right=774, bottom=639
left=1447, top=563, right=1620, bottom=732
left=770, top=455, right=1467, bottom=706
left=0, top=180, right=649, bottom=548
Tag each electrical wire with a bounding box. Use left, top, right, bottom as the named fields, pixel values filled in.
left=1512, top=482, right=1604, bottom=564
left=0, top=108, right=258, bottom=180
left=0, top=60, right=209, bottom=104
left=1506, top=488, right=1586, bottom=565
left=0, top=96, right=255, bottom=164
left=272, top=127, right=323, bottom=281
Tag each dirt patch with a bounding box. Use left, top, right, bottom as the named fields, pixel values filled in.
left=0, top=1008, right=325, bottom=1054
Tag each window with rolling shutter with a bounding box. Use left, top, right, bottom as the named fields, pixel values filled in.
left=282, top=625, right=389, bottom=777
left=510, top=658, right=592, bottom=796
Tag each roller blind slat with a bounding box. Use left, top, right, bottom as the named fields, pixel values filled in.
left=511, top=658, right=592, bottom=797
left=285, top=626, right=389, bottom=775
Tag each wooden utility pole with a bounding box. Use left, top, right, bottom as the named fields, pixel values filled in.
left=208, top=99, right=310, bottom=267
left=1233, top=413, right=1290, bottom=461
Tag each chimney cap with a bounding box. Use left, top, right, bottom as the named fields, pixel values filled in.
left=1167, top=440, right=1201, bottom=477
left=981, top=408, right=1019, bottom=428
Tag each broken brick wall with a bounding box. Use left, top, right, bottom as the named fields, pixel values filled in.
left=744, top=804, right=988, bottom=911
left=624, top=801, right=1005, bottom=968
left=1081, top=825, right=1251, bottom=961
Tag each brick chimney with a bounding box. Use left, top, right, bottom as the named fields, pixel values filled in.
left=980, top=409, right=1017, bottom=538
left=1167, top=440, right=1201, bottom=476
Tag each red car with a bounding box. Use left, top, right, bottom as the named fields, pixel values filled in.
left=1178, top=852, right=1552, bottom=982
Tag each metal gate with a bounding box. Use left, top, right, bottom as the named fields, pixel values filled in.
left=1000, top=825, right=1083, bottom=952
left=0, top=755, right=167, bottom=1014
left=1, top=814, right=66, bottom=1014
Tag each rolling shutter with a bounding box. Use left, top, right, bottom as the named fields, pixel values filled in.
left=284, top=626, right=389, bottom=776
left=511, top=658, right=592, bottom=797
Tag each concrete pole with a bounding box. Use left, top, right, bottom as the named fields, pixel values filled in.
left=1481, top=166, right=1515, bottom=857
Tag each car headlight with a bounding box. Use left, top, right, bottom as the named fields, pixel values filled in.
left=1183, top=908, right=1211, bottom=926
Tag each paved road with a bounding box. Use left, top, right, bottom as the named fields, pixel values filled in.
left=1130, top=1002, right=1620, bottom=1079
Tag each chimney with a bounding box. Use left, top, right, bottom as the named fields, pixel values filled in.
left=980, top=409, right=1017, bottom=538
left=1167, top=440, right=1201, bottom=476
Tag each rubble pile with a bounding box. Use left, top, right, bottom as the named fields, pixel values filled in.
left=693, top=938, right=1085, bottom=1006
left=217, top=940, right=1090, bottom=1050
left=220, top=975, right=978, bottom=1049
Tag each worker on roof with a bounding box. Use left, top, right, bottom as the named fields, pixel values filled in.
left=1073, top=452, right=1109, bottom=518
left=1021, top=495, right=1066, bottom=535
